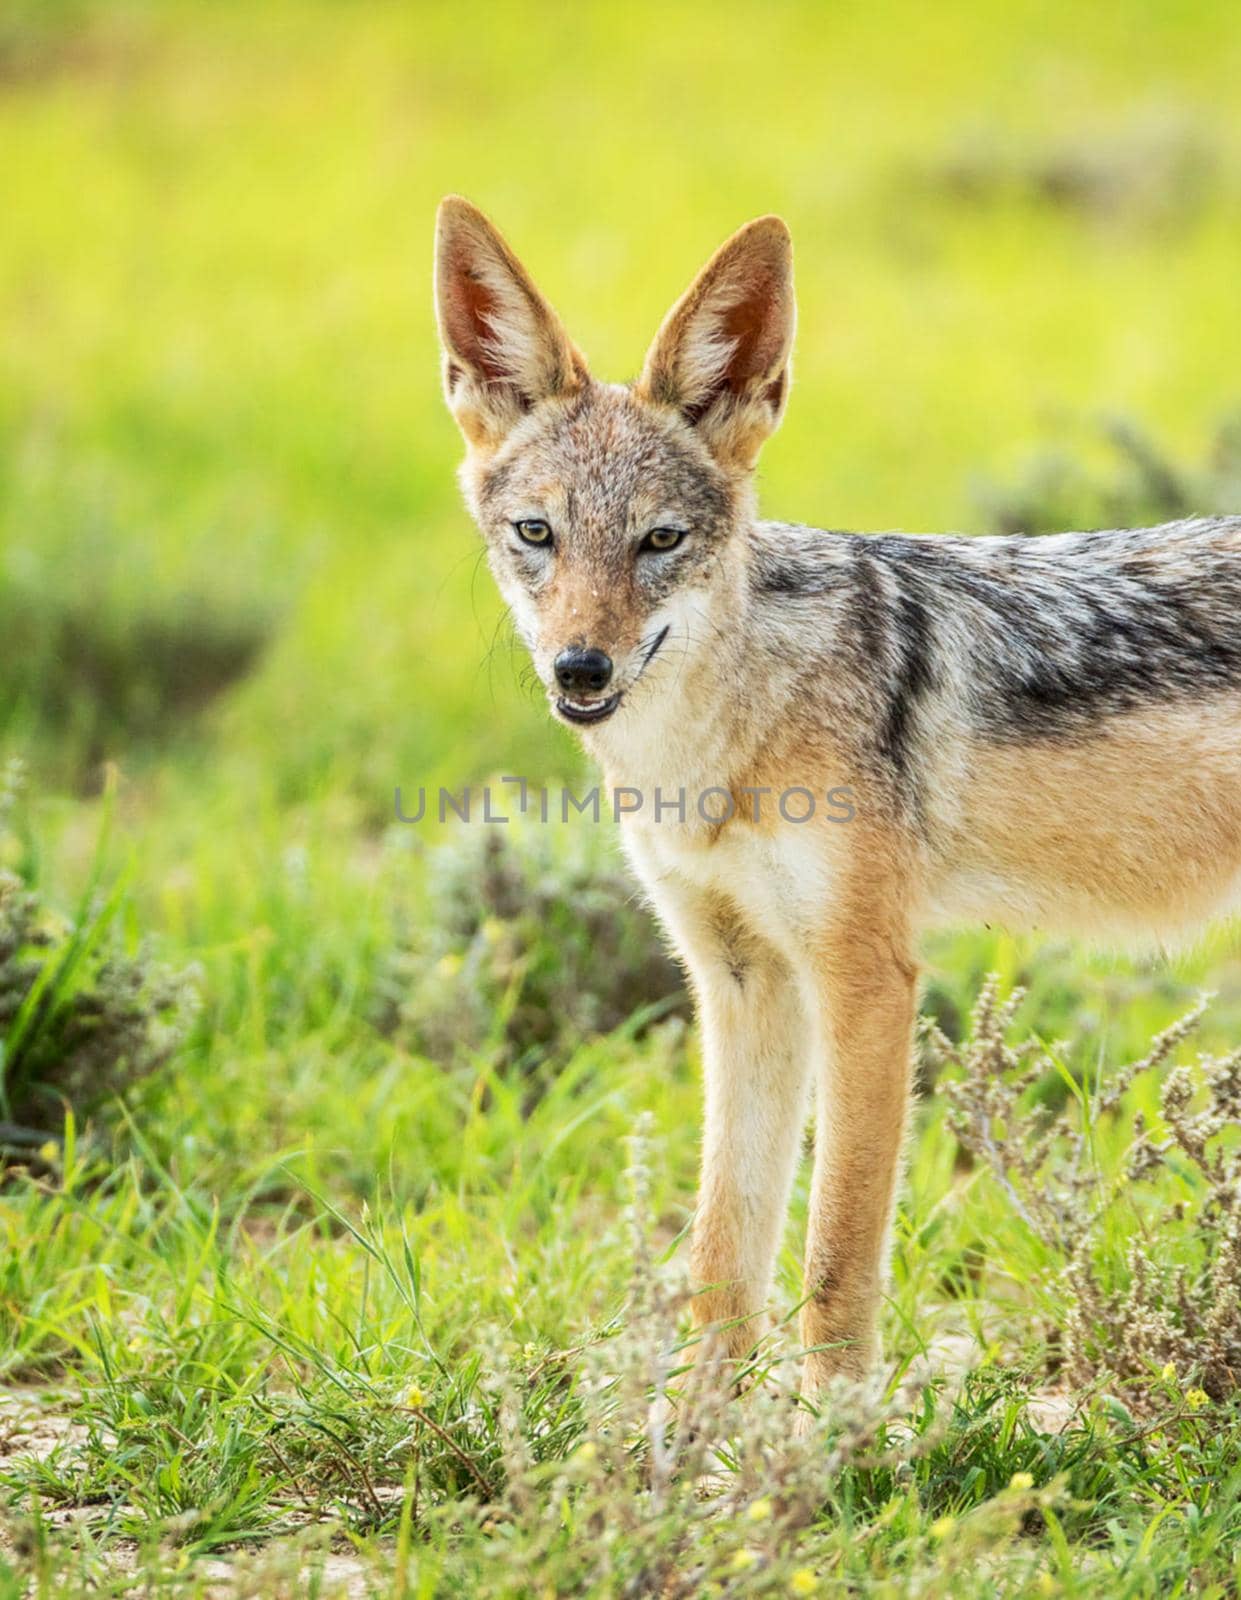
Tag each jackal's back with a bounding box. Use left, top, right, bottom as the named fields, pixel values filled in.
left=750, top=514, right=1241, bottom=755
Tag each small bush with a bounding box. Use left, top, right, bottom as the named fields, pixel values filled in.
left=0, top=574, right=272, bottom=787
left=972, top=410, right=1241, bottom=536
left=0, top=763, right=200, bottom=1146
left=0, top=0, right=89, bottom=83
left=926, top=977, right=1241, bottom=1410
left=377, top=820, right=687, bottom=1069
left=918, top=113, right=1217, bottom=225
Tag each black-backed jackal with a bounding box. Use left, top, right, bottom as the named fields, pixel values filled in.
left=434, top=196, right=1241, bottom=1411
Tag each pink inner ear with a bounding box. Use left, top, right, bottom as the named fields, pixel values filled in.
left=719, top=265, right=782, bottom=390
left=444, top=255, right=508, bottom=384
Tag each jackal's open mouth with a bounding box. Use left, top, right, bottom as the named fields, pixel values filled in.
left=555, top=692, right=622, bottom=725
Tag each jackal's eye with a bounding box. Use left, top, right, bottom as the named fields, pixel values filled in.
left=514, top=518, right=553, bottom=547
left=640, top=527, right=686, bottom=554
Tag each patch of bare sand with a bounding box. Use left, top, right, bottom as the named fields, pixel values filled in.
left=0, top=1386, right=86, bottom=1461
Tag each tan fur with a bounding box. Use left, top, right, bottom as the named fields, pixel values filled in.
left=433, top=198, right=1241, bottom=1416
left=932, top=699, right=1241, bottom=942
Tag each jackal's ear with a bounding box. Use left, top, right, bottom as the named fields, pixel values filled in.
left=636, top=217, right=795, bottom=470
left=434, top=197, right=588, bottom=451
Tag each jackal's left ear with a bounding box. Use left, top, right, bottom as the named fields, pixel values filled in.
left=636, top=217, right=795, bottom=470
left=435, top=197, right=589, bottom=452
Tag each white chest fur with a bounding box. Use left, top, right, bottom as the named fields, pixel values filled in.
left=622, top=814, right=836, bottom=968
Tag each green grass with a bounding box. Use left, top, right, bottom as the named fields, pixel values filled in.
left=3, top=1, right=1241, bottom=1593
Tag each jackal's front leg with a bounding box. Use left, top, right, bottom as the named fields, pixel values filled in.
left=800, top=919, right=917, bottom=1401
left=687, top=927, right=812, bottom=1377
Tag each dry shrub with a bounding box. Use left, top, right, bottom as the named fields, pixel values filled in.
left=925, top=977, right=1241, bottom=1408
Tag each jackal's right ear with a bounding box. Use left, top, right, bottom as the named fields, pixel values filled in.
left=636, top=217, right=795, bottom=471
left=434, top=197, right=588, bottom=451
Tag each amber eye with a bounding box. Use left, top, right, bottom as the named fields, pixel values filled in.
left=514, top=518, right=553, bottom=546
left=641, top=527, right=686, bottom=553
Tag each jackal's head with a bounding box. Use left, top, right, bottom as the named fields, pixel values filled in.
left=434, top=198, right=794, bottom=729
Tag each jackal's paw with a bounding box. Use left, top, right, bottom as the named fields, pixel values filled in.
left=649, top=1371, right=805, bottom=1497
left=650, top=1347, right=800, bottom=1459
left=793, top=1356, right=883, bottom=1440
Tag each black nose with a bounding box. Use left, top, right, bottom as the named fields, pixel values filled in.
left=554, top=647, right=613, bottom=695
